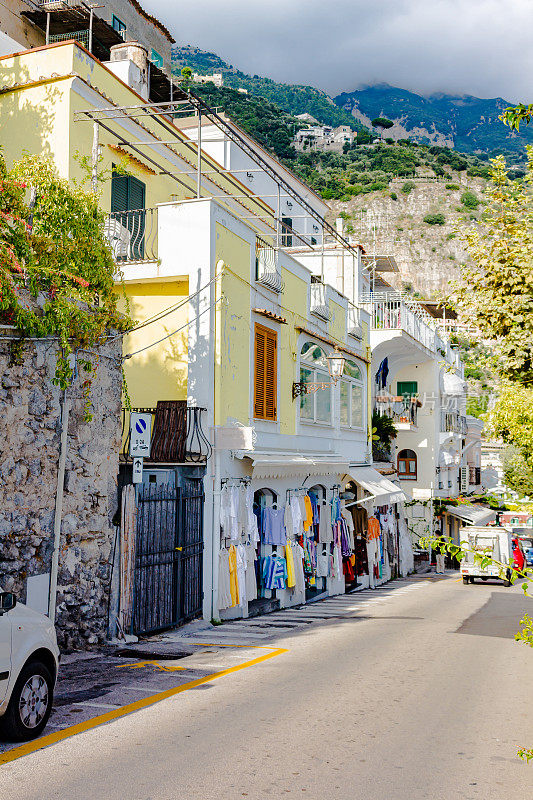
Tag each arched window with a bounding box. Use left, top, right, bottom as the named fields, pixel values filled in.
left=340, top=360, right=364, bottom=429
left=300, top=341, right=331, bottom=424
left=398, top=449, right=417, bottom=480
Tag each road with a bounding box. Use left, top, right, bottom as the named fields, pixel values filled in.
left=2, top=574, right=533, bottom=799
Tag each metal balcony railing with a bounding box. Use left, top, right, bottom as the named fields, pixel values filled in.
left=375, top=395, right=419, bottom=426
left=49, top=28, right=90, bottom=47
left=441, top=411, right=468, bottom=436
left=360, top=292, right=436, bottom=352
left=310, top=281, right=331, bottom=321
left=104, top=208, right=158, bottom=263
left=469, top=465, right=482, bottom=486
left=121, top=404, right=211, bottom=463
left=348, top=304, right=363, bottom=338
left=255, top=237, right=284, bottom=293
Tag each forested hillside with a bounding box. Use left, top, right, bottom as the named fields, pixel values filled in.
left=172, top=46, right=363, bottom=130
left=335, top=84, right=533, bottom=161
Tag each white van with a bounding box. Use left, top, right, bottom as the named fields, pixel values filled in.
left=0, top=592, right=60, bottom=741
left=460, top=526, right=516, bottom=586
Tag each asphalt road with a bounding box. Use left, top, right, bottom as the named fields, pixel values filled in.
left=2, top=575, right=533, bottom=800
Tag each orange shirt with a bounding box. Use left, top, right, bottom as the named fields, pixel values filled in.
left=367, top=517, right=381, bottom=540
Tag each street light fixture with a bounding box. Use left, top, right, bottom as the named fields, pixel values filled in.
left=292, top=348, right=346, bottom=399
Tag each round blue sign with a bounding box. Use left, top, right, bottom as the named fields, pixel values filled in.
left=135, top=418, right=147, bottom=434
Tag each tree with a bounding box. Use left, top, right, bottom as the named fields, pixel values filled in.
left=423, top=213, right=445, bottom=225
left=456, top=150, right=533, bottom=385
left=0, top=152, right=130, bottom=400
left=371, top=117, right=394, bottom=140
left=486, top=382, right=533, bottom=496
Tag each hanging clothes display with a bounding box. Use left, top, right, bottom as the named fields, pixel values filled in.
left=219, top=549, right=233, bottom=610
left=262, top=506, right=287, bottom=546
left=285, top=540, right=296, bottom=589
left=262, top=554, right=288, bottom=590
left=245, top=544, right=258, bottom=601
left=228, top=544, right=240, bottom=606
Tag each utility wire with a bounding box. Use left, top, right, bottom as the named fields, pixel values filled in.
left=123, top=297, right=222, bottom=360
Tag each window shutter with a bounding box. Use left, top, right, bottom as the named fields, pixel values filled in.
left=111, top=173, right=129, bottom=213
left=264, top=329, right=277, bottom=420
left=254, top=324, right=277, bottom=420
left=128, top=175, right=146, bottom=210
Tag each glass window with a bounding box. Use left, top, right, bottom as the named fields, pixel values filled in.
left=316, top=370, right=331, bottom=422
left=112, top=15, right=126, bottom=33
left=344, top=360, right=361, bottom=380
left=351, top=384, right=364, bottom=428
left=301, top=342, right=327, bottom=367
left=151, top=49, right=163, bottom=68
left=300, top=367, right=314, bottom=420
left=340, top=381, right=349, bottom=426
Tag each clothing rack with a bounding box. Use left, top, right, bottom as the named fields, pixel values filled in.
left=221, top=477, right=251, bottom=486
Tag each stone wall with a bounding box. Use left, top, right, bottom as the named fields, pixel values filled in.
left=0, top=336, right=122, bottom=650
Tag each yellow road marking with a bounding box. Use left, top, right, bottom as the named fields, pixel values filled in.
left=115, top=660, right=187, bottom=672
left=0, top=645, right=288, bottom=766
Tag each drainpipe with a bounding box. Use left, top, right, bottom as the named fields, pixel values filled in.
left=211, top=435, right=221, bottom=621
left=48, top=391, right=71, bottom=621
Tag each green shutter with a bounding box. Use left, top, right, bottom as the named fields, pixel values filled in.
left=397, top=381, right=418, bottom=396
left=128, top=175, right=145, bottom=210
left=110, top=173, right=129, bottom=212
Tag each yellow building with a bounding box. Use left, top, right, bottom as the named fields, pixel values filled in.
left=0, top=41, right=407, bottom=625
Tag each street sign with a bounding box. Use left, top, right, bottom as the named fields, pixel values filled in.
left=132, top=457, right=143, bottom=484
left=129, top=412, right=152, bottom=457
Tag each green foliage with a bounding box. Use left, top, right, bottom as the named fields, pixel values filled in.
left=457, top=150, right=533, bottom=385
left=371, top=117, right=394, bottom=130
left=402, top=181, right=415, bottom=194
left=356, top=129, right=373, bottom=145
left=461, top=190, right=479, bottom=209
left=390, top=192, right=397, bottom=200
left=488, top=383, right=533, bottom=497
left=423, top=213, right=446, bottom=225
left=371, top=411, right=397, bottom=449
left=0, top=152, right=130, bottom=393
left=446, top=183, right=460, bottom=190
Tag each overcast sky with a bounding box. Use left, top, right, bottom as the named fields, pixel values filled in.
left=147, top=0, right=532, bottom=101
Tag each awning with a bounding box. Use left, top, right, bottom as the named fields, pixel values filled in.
left=441, top=372, right=467, bottom=397
left=348, top=466, right=405, bottom=505
left=237, top=452, right=349, bottom=480
left=445, top=504, right=496, bottom=526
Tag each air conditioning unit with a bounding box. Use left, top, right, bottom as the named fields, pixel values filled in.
left=459, top=466, right=469, bottom=493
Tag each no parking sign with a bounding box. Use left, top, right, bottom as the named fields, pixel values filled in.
left=129, top=412, right=152, bottom=458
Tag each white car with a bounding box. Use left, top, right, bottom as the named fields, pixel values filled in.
left=0, top=592, right=60, bottom=741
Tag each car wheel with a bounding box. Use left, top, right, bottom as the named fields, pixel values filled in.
left=0, top=661, right=54, bottom=741
left=481, top=577, right=488, bottom=581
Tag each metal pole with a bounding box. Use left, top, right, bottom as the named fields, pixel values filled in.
left=45, top=12, right=50, bottom=45
left=48, top=394, right=71, bottom=621
left=276, top=184, right=280, bottom=248
left=91, top=122, right=99, bottom=194
left=196, top=110, right=202, bottom=199
left=89, top=7, right=94, bottom=53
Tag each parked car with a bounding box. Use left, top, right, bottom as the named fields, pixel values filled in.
left=0, top=591, right=59, bottom=741
left=460, top=526, right=521, bottom=586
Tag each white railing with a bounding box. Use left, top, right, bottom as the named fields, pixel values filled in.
left=360, top=292, right=436, bottom=352
left=310, top=282, right=331, bottom=321
left=348, top=304, right=363, bottom=338
left=255, top=238, right=284, bottom=293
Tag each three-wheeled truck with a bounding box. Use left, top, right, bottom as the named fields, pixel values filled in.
left=460, top=526, right=524, bottom=586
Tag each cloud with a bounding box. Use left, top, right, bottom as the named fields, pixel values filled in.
left=147, top=0, right=532, bottom=101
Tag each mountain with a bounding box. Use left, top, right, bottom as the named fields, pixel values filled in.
left=334, top=84, right=533, bottom=160
left=172, top=45, right=364, bottom=131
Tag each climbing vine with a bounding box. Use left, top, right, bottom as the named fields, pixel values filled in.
left=0, top=151, right=131, bottom=400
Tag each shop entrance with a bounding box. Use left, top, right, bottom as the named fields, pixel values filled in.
left=306, top=485, right=328, bottom=601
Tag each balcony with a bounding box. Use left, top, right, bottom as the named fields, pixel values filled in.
left=121, top=403, right=211, bottom=464
left=375, top=395, right=420, bottom=430
left=469, top=465, right=482, bottom=486
left=348, top=304, right=363, bottom=339
left=441, top=411, right=468, bottom=436
left=104, top=208, right=158, bottom=264
left=310, top=280, right=332, bottom=321
left=361, top=292, right=436, bottom=353
left=255, top=237, right=284, bottom=293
